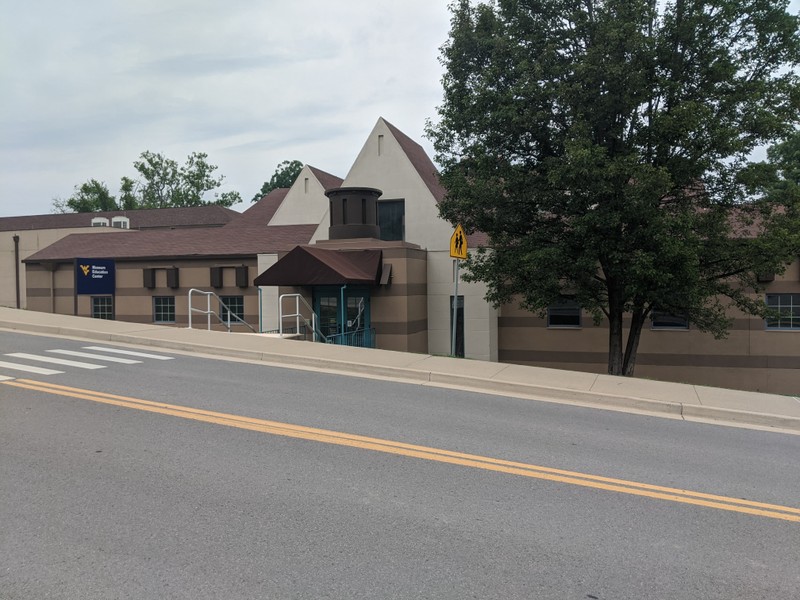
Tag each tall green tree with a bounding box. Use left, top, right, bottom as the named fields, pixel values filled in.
left=252, top=160, right=303, bottom=201
left=53, top=179, right=119, bottom=213
left=133, top=151, right=241, bottom=208
left=429, top=0, right=800, bottom=376
left=53, top=151, right=242, bottom=213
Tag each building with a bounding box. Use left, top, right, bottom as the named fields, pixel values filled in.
left=19, top=118, right=800, bottom=394
left=1, top=205, right=239, bottom=310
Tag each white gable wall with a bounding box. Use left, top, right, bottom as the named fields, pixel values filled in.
left=342, top=119, right=447, bottom=251
left=269, top=165, right=331, bottom=231
left=343, top=118, right=498, bottom=361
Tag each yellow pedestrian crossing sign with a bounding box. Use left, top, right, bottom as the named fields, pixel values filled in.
left=450, top=224, right=468, bottom=259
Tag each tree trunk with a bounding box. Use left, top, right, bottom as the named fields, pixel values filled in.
left=607, top=309, right=625, bottom=376
left=622, top=309, right=646, bottom=377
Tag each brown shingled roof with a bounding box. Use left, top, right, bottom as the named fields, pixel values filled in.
left=307, top=165, right=344, bottom=191
left=235, top=188, right=289, bottom=227
left=0, top=205, right=240, bottom=232
left=254, top=246, right=382, bottom=286
left=383, top=118, right=447, bottom=202
left=23, top=224, right=317, bottom=263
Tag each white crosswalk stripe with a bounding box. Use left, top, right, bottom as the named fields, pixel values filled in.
left=47, top=349, right=142, bottom=364
left=5, top=353, right=106, bottom=370
left=82, top=346, right=175, bottom=360
left=0, top=345, right=175, bottom=379
left=0, top=360, right=63, bottom=375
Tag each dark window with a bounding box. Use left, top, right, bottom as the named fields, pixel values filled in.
left=651, top=310, right=689, bottom=329
left=378, top=200, right=405, bottom=241
left=766, top=294, right=800, bottom=330
left=167, top=267, right=179, bottom=289
left=91, top=296, right=113, bottom=320
left=143, top=268, right=156, bottom=289
left=220, top=295, right=244, bottom=324
left=547, top=296, right=581, bottom=327
left=153, top=296, right=175, bottom=323
left=210, top=266, right=223, bottom=288
left=235, top=265, right=249, bottom=288
left=449, top=295, right=464, bottom=357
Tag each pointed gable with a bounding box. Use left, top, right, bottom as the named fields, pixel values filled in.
left=234, top=188, right=289, bottom=227
left=268, top=165, right=342, bottom=230
left=382, top=119, right=446, bottom=202
left=307, top=166, right=344, bottom=191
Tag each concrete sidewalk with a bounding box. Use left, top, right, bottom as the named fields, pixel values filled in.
left=1, top=306, right=799, bottom=433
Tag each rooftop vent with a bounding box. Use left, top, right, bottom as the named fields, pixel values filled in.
left=325, top=187, right=383, bottom=240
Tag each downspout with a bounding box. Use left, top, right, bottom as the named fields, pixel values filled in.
left=258, top=287, right=263, bottom=333
left=340, top=284, right=347, bottom=337
left=12, top=234, right=20, bottom=308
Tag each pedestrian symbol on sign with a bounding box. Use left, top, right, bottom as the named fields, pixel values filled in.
left=450, top=224, right=468, bottom=259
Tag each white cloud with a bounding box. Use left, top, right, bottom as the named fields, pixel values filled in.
left=0, top=0, right=450, bottom=215
left=3, top=0, right=797, bottom=216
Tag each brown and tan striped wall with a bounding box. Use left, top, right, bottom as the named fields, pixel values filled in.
left=26, top=258, right=260, bottom=331
left=498, top=261, right=800, bottom=395
left=371, top=247, right=428, bottom=353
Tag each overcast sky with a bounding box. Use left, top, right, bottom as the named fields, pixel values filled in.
left=2, top=2, right=798, bottom=218
left=0, top=0, right=452, bottom=216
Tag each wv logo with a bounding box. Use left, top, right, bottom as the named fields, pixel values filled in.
left=80, top=264, right=90, bottom=276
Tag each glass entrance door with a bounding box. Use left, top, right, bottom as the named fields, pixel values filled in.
left=318, top=295, right=340, bottom=338
left=314, top=287, right=371, bottom=345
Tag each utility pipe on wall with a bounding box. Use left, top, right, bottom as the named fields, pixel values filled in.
left=12, top=234, right=20, bottom=309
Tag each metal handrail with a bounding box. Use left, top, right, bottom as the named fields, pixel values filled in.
left=325, top=327, right=375, bottom=348
left=188, top=288, right=256, bottom=333
left=278, top=293, right=327, bottom=342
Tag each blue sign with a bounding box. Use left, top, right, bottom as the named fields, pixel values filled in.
left=75, top=258, right=116, bottom=295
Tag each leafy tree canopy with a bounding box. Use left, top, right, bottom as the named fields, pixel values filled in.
left=53, top=179, right=120, bottom=213
left=251, top=160, right=304, bottom=202
left=429, top=0, right=800, bottom=376
left=53, top=151, right=242, bottom=213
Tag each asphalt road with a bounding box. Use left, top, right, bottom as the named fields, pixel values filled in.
left=1, top=330, right=799, bottom=599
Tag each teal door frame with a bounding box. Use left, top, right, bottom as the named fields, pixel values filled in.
left=313, top=285, right=371, bottom=339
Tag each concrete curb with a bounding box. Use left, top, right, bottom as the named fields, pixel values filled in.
left=2, top=313, right=799, bottom=434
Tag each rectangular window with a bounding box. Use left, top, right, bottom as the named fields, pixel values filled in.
left=91, top=296, right=113, bottom=320
left=153, top=296, right=175, bottom=324
left=378, top=200, right=405, bottom=241
left=766, top=293, right=800, bottom=330
left=547, top=296, right=581, bottom=328
left=220, top=295, right=244, bottom=324
left=651, top=310, right=689, bottom=330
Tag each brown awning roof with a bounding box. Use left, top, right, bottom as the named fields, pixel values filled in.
left=254, top=246, right=383, bottom=286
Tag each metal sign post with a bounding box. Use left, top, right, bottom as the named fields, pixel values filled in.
left=449, top=225, right=468, bottom=357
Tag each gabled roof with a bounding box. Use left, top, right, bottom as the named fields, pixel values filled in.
left=382, top=118, right=447, bottom=202
left=253, top=246, right=383, bottom=286
left=23, top=224, right=318, bottom=263
left=234, top=188, right=289, bottom=227
left=0, top=205, right=240, bottom=232
left=307, top=166, right=344, bottom=192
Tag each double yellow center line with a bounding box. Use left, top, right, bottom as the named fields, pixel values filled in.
left=5, top=378, right=800, bottom=523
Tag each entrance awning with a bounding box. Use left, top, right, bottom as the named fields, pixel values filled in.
left=253, top=246, right=383, bottom=286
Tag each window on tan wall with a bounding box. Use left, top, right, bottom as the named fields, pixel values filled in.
left=547, top=296, right=581, bottom=328
left=153, top=296, right=175, bottom=323
left=220, top=295, right=244, bottom=324
left=651, top=310, right=689, bottom=330
left=92, top=296, right=113, bottom=320
left=766, top=293, right=800, bottom=330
